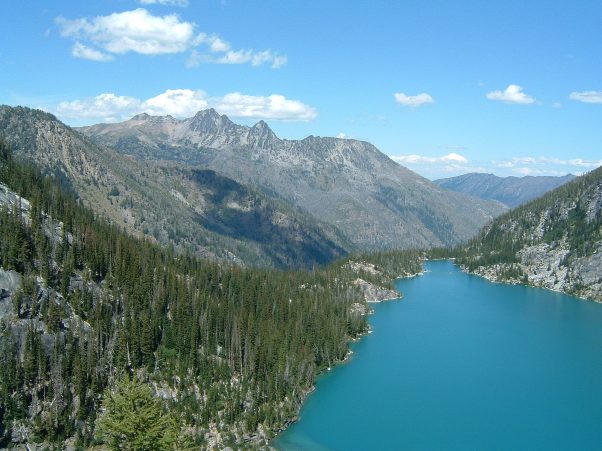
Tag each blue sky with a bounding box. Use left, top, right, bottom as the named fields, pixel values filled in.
left=1, top=0, right=601, bottom=179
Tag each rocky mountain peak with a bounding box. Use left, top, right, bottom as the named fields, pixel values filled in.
left=193, top=107, right=220, bottom=119
left=131, top=112, right=151, bottom=121
left=127, top=113, right=178, bottom=126
left=253, top=120, right=269, bottom=129
left=250, top=120, right=278, bottom=145
left=188, top=108, right=234, bottom=134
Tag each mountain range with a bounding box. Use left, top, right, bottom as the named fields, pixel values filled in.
left=434, top=172, right=576, bottom=208
left=0, top=106, right=350, bottom=269
left=78, top=108, right=506, bottom=251
left=1, top=105, right=511, bottom=269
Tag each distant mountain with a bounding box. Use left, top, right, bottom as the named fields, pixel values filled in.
left=457, top=167, right=602, bottom=301
left=434, top=172, right=576, bottom=207
left=0, top=105, right=348, bottom=268
left=79, top=109, right=507, bottom=250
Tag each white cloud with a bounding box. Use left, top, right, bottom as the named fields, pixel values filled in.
left=494, top=156, right=602, bottom=168
left=393, top=92, right=434, bottom=107
left=56, top=9, right=196, bottom=55
left=514, top=167, right=535, bottom=175
left=569, top=91, right=602, bottom=104
left=52, top=89, right=317, bottom=123
left=337, top=133, right=347, bottom=139
left=56, top=9, right=286, bottom=68
left=390, top=152, right=490, bottom=179
left=143, top=89, right=209, bottom=116
left=512, top=157, right=537, bottom=164
left=55, top=93, right=141, bottom=122
left=389, top=152, right=599, bottom=180
left=443, top=153, right=468, bottom=163
left=568, top=158, right=602, bottom=167
left=214, top=93, right=316, bottom=121
left=72, top=42, right=113, bottom=61
left=139, top=0, right=189, bottom=6
left=486, top=84, right=535, bottom=104
left=195, top=33, right=231, bottom=53
left=390, top=152, right=468, bottom=164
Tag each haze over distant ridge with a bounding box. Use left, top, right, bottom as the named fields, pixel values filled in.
left=434, top=172, right=576, bottom=207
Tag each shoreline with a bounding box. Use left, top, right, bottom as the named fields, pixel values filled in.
left=269, top=267, right=425, bottom=447
left=458, top=263, right=602, bottom=303
left=271, top=258, right=600, bottom=448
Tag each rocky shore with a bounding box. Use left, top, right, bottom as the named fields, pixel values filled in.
left=461, top=240, right=602, bottom=303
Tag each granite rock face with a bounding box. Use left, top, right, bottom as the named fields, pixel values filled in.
left=353, top=278, right=400, bottom=303
left=0, top=269, right=21, bottom=319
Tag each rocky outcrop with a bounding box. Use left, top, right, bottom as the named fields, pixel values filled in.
left=0, top=269, right=21, bottom=319
left=468, top=242, right=602, bottom=302
left=349, top=302, right=369, bottom=315
left=353, top=278, right=400, bottom=302
left=346, top=261, right=380, bottom=275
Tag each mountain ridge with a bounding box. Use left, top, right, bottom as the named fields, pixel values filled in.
left=434, top=172, right=576, bottom=207
left=0, top=105, right=349, bottom=268
left=79, top=109, right=508, bottom=250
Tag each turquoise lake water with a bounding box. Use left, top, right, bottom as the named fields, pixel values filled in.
left=273, top=260, right=602, bottom=450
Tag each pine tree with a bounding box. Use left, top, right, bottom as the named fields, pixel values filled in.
left=95, top=376, right=186, bottom=451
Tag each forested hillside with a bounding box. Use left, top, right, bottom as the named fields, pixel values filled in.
left=0, top=140, right=422, bottom=449
left=457, top=167, right=602, bottom=301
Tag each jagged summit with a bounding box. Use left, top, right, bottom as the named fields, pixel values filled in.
left=250, top=120, right=278, bottom=145
left=195, top=107, right=220, bottom=117
left=252, top=119, right=271, bottom=133
left=187, top=108, right=235, bottom=133
left=253, top=119, right=269, bottom=129
left=190, top=108, right=223, bottom=124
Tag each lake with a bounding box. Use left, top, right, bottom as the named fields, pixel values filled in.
left=273, top=260, right=602, bottom=450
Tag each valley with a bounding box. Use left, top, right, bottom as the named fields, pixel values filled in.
left=0, top=141, right=423, bottom=448
left=0, top=104, right=598, bottom=450
left=2, top=3, right=600, bottom=450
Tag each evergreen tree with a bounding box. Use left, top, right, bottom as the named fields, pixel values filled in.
left=95, top=377, right=185, bottom=450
